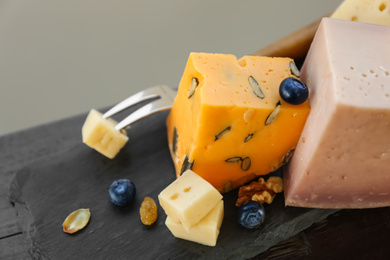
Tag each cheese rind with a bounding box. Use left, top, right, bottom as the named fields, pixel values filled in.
left=284, top=18, right=390, bottom=208
left=165, top=200, right=224, bottom=247
left=82, top=109, right=128, bottom=159
left=158, top=170, right=222, bottom=231
left=331, top=0, right=390, bottom=26
left=167, top=53, right=310, bottom=193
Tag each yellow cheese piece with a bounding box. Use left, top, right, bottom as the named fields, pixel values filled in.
left=165, top=200, right=224, bottom=247
left=331, top=0, right=390, bottom=26
left=166, top=52, right=310, bottom=193
left=158, top=169, right=222, bottom=231
left=82, top=109, right=128, bottom=159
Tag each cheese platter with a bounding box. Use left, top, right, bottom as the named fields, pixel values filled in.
left=3, top=0, right=390, bottom=258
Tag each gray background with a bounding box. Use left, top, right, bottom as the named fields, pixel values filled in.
left=0, top=0, right=342, bottom=136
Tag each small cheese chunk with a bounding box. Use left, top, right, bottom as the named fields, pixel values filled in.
left=166, top=52, right=310, bottom=193
left=158, top=170, right=222, bottom=231
left=82, top=109, right=128, bottom=159
left=284, top=18, right=390, bottom=208
left=165, top=200, right=224, bottom=247
left=331, top=0, right=390, bottom=26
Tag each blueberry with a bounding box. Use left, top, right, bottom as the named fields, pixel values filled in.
left=279, top=77, right=309, bottom=105
left=237, top=201, right=265, bottom=229
left=108, top=179, right=136, bottom=207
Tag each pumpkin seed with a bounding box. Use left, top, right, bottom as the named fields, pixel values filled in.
left=289, top=61, right=300, bottom=77
left=187, top=77, right=199, bottom=98
left=180, top=156, right=194, bottom=175
left=172, top=127, right=178, bottom=154
left=223, top=181, right=232, bottom=193
left=265, top=101, right=281, bottom=126
left=249, top=76, right=265, bottom=99
left=282, top=149, right=295, bottom=165
left=62, top=208, right=91, bottom=234
left=215, top=126, right=231, bottom=141
left=244, top=133, right=254, bottom=143
left=225, top=157, right=242, bottom=163
left=241, top=157, right=251, bottom=171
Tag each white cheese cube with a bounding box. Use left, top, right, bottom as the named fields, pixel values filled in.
left=158, top=170, right=222, bottom=231
left=82, top=109, right=128, bottom=159
left=165, top=200, right=224, bottom=247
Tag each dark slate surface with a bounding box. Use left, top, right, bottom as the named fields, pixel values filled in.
left=7, top=109, right=338, bottom=259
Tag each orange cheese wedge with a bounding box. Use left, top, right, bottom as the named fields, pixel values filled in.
left=167, top=52, right=310, bottom=193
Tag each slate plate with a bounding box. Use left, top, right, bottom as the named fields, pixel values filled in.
left=8, top=109, right=338, bottom=259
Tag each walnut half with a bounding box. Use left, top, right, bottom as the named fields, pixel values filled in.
left=236, top=176, right=283, bottom=207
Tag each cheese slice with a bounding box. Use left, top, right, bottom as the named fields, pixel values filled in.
left=331, top=0, right=390, bottom=26
left=82, top=109, right=128, bottom=159
left=166, top=52, right=310, bottom=193
left=165, top=200, right=224, bottom=247
left=284, top=18, right=390, bottom=208
left=158, top=170, right=222, bottom=231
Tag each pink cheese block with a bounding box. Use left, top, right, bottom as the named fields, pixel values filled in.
left=284, top=18, right=390, bottom=209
